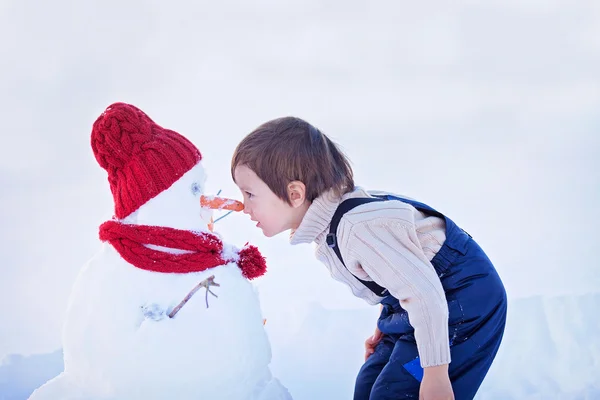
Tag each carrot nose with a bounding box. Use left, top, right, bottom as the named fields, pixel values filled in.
left=200, top=195, right=244, bottom=212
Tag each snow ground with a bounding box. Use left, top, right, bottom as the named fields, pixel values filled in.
left=2, top=292, right=598, bottom=400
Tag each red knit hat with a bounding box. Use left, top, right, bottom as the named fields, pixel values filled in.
left=91, top=102, right=202, bottom=219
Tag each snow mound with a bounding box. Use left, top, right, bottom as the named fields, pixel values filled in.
left=477, top=292, right=600, bottom=399
left=0, top=350, right=63, bottom=400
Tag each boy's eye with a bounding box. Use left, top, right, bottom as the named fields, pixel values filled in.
left=245, top=191, right=254, bottom=199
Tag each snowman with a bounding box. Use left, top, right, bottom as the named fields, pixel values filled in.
left=28, top=103, right=292, bottom=400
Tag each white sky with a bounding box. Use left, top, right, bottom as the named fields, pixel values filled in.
left=1, top=0, right=598, bottom=360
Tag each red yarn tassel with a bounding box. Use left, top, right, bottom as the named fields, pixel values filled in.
left=236, top=245, right=267, bottom=280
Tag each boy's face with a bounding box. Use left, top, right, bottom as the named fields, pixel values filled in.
left=233, top=165, right=308, bottom=237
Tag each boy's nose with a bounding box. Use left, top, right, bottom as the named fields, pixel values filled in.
left=243, top=203, right=250, bottom=215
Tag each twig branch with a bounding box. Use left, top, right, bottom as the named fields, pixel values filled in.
left=168, top=275, right=220, bottom=318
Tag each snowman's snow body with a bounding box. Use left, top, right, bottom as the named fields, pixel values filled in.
left=28, top=103, right=291, bottom=400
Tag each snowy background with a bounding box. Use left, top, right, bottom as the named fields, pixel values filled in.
left=1, top=0, right=599, bottom=399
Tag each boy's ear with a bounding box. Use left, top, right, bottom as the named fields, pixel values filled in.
left=287, top=181, right=307, bottom=207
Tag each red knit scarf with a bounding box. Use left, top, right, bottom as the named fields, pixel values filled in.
left=99, top=220, right=266, bottom=279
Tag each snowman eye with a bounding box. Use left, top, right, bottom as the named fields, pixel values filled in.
left=191, top=182, right=202, bottom=195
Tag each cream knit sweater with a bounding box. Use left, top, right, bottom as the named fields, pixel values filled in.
left=290, top=188, right=451, bottom=367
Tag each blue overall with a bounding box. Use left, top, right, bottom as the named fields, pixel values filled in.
left=353, top=195, right=507, bottom=400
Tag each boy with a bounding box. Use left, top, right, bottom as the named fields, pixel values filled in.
left=231, top=117, right=507, bottom=400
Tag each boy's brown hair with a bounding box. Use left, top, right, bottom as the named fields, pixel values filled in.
left=231, top=117, right=354, bottom=204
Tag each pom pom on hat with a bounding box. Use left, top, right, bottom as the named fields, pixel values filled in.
left=91, top=102, right=202, bottom=219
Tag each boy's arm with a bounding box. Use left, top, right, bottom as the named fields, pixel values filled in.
left=421, top=364, right=454, bottom=399
left=343, top=217, right=451, bottom=368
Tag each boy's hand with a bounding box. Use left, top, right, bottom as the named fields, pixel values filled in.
left=364, top=326, right=383, bottom=361
left=420, top=364, right=454, bottom=400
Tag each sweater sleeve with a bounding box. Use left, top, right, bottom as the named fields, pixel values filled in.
left=343, top=216, right=451, bottom=368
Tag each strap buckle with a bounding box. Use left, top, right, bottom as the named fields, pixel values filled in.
left=326, top=233, right=337, bottom=248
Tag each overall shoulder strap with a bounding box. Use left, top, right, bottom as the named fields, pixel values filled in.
left=327, top=198, right=388, bottom=297
left=371, top=193, right=445, bottom=219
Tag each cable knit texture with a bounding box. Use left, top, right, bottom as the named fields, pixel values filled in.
left=290, top=188, right=451, bottom=367
left=91, top=102, right=202, bottom=219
